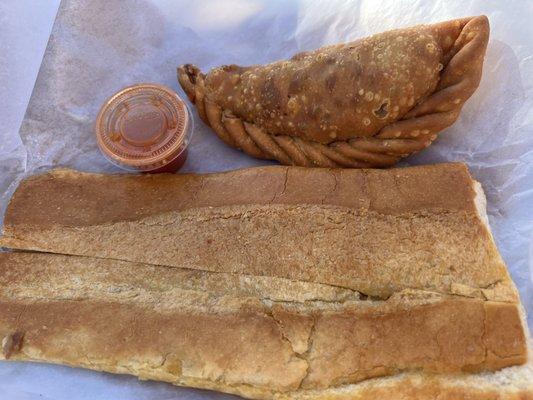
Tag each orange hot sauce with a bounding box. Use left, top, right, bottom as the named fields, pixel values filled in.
left=96, top=83, right=193, bottom=173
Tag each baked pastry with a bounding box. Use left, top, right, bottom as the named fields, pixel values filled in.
left=0, top=251, right=529, bottom=399
left=178, top=16, right=489, bottom=167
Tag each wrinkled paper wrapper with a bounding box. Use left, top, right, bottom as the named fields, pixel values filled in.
left=1, top=0, right=532, bottom=398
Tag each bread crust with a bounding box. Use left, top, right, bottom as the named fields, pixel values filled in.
left=3, top=163, right=478, bottom=228
left=0, top=252, right=528, bottom=398
left=0, top=164, right=515, bottom=300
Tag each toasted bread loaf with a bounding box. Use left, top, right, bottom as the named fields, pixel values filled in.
left=0, top=162, right=529, bottom=397
left=0, top=163, right=519, bottom=299
left=0, top=252, right=529, bottom=399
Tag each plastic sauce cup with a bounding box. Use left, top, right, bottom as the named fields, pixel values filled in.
left=96, top=83, right=193, bottom=173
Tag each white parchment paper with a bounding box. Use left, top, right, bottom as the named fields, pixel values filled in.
left=1, top=0, right=532, bottom=398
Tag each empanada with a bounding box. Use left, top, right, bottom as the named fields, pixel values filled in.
left=178, top=16, right=489, bottom=167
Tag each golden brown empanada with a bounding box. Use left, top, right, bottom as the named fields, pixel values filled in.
left=178, top=16, right=489, bottom=167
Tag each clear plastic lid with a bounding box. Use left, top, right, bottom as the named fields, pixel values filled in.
left=95, top=83, right=192, bottom=171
